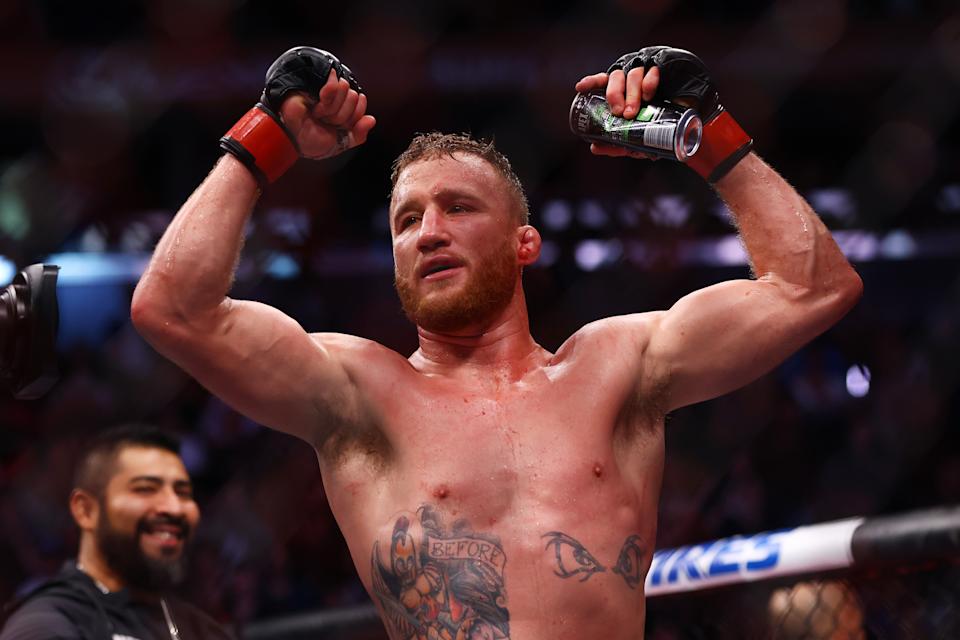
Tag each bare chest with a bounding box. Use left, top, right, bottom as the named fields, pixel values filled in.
left=323, top=369, right=664, bottom=640
left=372, top=375, right=660, bottom=521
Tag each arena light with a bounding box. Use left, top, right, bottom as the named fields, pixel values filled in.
left=713, top=235, right=748, bottom=266
left=808, top=188, right=857, bottom=223
left=574, top=240, right=607, bottom=271
left=574, top=239, right=622, bottom=271
left=846, top=364, right=871, bottom=398
left=649, top=195, right=691, bottom=228
left=832, top=230, right=880, bottom=262
left=264, top=252, right=301, bottom=280
left=46, top=253, right=147, bottom=285
left=879, top=230, right=917, bottom=260
left=264, top=207, right=311, bottom=243
left=711, top=201, right=734, bottom=224
left=576, top=199, right=609, bottom=229
left=541, top=199, right=573, bottom=231
left=0, top=255, right=15, bottom=285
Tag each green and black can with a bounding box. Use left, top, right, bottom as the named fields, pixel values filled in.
left=569, top=92, right=702, bottom=162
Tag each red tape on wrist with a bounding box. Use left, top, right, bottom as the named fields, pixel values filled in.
left=221, top=105, right=299, bottom=184
left=686, top=110, right=752, bottom=182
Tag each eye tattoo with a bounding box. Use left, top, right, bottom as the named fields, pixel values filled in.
left=612, top=534, right=645, bottom=590
left=542, top=531, right=606, bottom=582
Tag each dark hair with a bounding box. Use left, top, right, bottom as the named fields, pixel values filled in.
left=390, top=132, right=530, bottom=225
left=73, top=424, right=182, bottom=499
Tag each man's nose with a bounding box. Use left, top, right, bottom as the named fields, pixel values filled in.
left=154, top=487, right=187, bottom=515
left=416, top=209, right=451, bottom=252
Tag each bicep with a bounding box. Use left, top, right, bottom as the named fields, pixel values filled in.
left=648, top=277, right=835, bottom=411
left=142, top=297, right=359, bottom=444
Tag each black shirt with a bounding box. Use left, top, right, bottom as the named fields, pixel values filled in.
left=0, top=562, right=233, bottom=640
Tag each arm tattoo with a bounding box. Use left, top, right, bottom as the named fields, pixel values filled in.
left=370, top=505, right=510, bottom=640
left=541, top=531, right=606, bottom=582
left=612, top=534, right=645, bottom=590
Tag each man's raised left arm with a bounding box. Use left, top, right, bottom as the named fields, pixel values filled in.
left=648, top=151, right=862, bottom=411
left=576, top=47, right=863, bottom=412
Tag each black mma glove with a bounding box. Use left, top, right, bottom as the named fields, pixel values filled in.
left=220, top=46, right=362, bottom=185
left=608, top=46, right=752, bottom=182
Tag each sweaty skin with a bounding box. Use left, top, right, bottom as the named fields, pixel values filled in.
left=131, top=67, right=861, bottom=639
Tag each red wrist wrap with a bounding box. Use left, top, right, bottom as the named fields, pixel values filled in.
left=686, top=110, right=753, bottom=183
left=220, top=105, right=300, bottom=184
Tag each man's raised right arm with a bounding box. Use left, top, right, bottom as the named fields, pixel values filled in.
left=131, top=49, right=376, bottom=442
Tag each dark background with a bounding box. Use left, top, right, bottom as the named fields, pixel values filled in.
left=1, top=0, right=958, bottom=631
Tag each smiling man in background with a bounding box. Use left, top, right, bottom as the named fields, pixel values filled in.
left=0, top=425, right=232, bottom=640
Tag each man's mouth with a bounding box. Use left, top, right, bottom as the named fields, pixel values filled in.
left=419, top=257, right=463, bottom=280
left=139, top=518, right=188, bottom=548
left=145, top=529, right=181, bottom=540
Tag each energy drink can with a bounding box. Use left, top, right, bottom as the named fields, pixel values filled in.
left=569, top=92, right=702, bottom=162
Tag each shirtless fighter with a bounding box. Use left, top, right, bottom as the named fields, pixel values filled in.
left=131, top=46, right=862, bottom=639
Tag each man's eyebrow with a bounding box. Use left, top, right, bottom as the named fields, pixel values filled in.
left=392, top=188, right=482, bottom=220
left=432, top=187, right=483, bottom=203
left=127, top=475, right=192, bottom=488
left=129, top=475, right=161, bottom=482
left=391, top=196, right=418, bottom=221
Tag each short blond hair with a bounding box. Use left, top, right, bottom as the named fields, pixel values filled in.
left=390, top=132, right=530, bottom=225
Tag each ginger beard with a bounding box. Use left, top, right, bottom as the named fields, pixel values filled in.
left=395, top=234, right=518, bottom=333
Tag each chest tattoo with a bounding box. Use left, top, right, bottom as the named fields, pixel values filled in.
left=371, top=505, right=510, bottom=640
left=542, top=532, right=648, bottom=590
left=542, top=531, right=606, bottom=582
left=612, top=535, right=645, bottom=589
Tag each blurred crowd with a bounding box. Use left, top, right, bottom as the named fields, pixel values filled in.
left=1, top=0, right=958, bottom=632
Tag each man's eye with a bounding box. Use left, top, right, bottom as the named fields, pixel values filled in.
left=449, top=204, right=468, bottom=213
left=132, top=486, right=156, bottom=494
left=400, top=215, right=419, bottom=229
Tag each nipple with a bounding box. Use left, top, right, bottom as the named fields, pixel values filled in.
left=433, top=484, right=450, bottom=500
left=593, top=463, right=604, bottom=478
